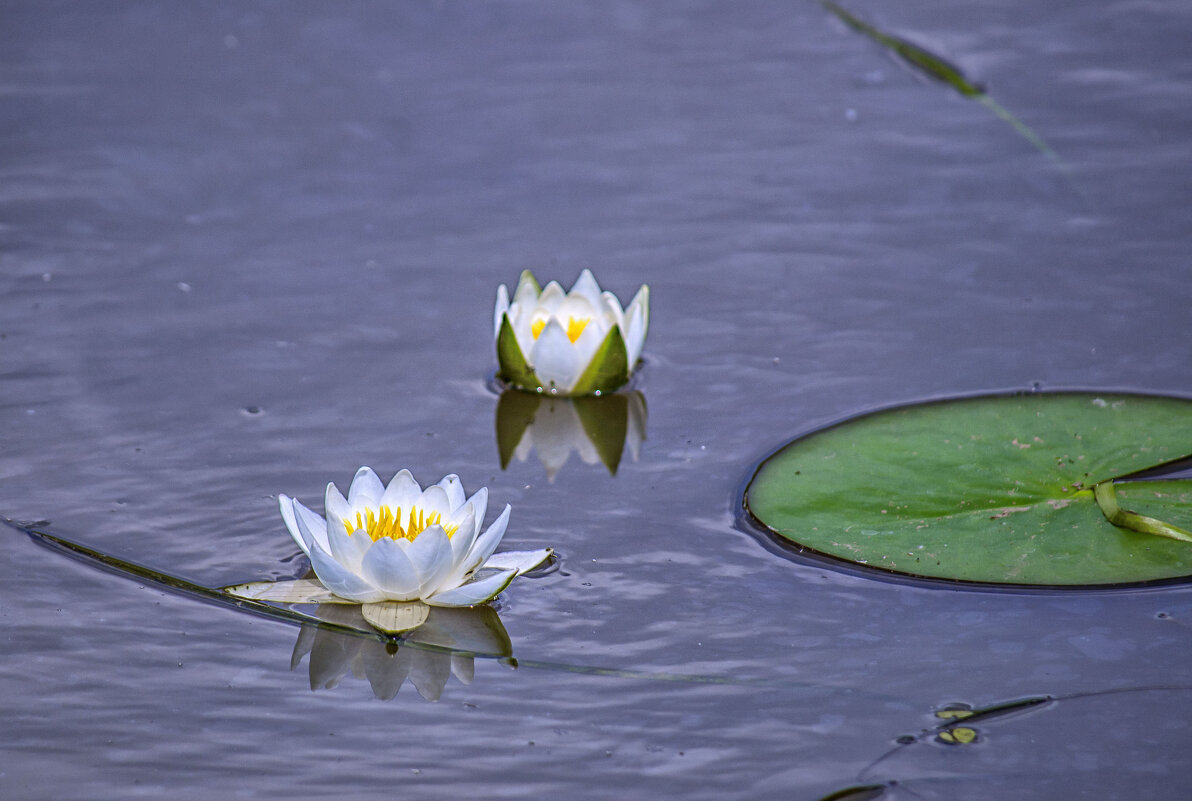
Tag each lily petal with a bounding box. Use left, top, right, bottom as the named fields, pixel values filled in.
left=279, top=495, right=310, bottom=556
left=537, top=281, right=566, bottom=312
left=359, top=538, right=423, bottom=599
left=310, top=543, right=388, bottom=602
left=625, top=300, right=646, bottom=368
left=454, top=504, right=511, bottom=582
left=482, top=548, right=554, bottom=575
left=493, top=283, right=510, bottom=340
left=446, top=503, right=478, bottom=567
left=531, top=319, right=583, bottom=392
left=416, top=483, right=452, bottom=521
left=570, top=268, right=603, bottom=305
left=404, top=524, right=455, bottom=589
left=324, top=483, right=351, bottom=530
left=436, top=473, right=466, bottom=510
left=326, top=520, right=372, bottom=572
left=347, top=466, right=385, bottom=509
left=294, top=499, right=331, bottom=555
left=463, top=487, right=488, bottom=537
left=380, top=468, right=421, bottom=512
left=424, top=568, right=517, bottom=607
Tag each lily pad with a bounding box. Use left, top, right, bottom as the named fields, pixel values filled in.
left=744, top=393, right=1192, bottom=586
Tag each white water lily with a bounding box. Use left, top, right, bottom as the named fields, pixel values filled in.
left=494, top=269, right=649, bottom=396
left=270, top=467, right=551, bottom=607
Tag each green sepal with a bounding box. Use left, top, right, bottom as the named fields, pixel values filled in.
left=568, top=325, right=630, bottom=396
left=514, top=269, right=541, bottom=295
left=572, top=393, right=630, bottom=475
left=495, top=390, right=542, bottom=469
left=495, top=313, right=542, bottom=390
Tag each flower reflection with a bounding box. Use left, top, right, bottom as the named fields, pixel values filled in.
left=291, top=602, right=512, bottom=701
left=495, top=389, right=647, bottom=480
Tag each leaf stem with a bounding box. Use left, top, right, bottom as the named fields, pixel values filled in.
left=1093, top=481, right=1192, bottom=544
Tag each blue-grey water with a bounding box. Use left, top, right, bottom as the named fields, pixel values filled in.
left=3, top=1, right=1191, bottom=798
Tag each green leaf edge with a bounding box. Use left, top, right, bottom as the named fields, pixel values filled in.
left=495, top=313, right=542, bottom=390
left=569, top=325, right=630, bottom=396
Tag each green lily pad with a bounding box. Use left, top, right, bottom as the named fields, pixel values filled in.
left=744, top=393, right=1192, bottom=586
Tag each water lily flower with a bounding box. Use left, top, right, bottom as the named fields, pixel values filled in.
left=494, top=269, right=649, bottom=395
left=268, top=467, right=551, bottom=607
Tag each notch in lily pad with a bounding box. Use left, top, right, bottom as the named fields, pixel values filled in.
left=744, top=392, right=1192, bottom=587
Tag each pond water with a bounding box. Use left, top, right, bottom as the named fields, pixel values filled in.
left=3, top=1, right=1191, bottom=798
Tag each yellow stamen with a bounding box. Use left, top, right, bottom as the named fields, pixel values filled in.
left=342, top=505, right=457, bottom=542
left=566, top=317, right=589, bottom=343
left=531, top=316, right=590, bottom=343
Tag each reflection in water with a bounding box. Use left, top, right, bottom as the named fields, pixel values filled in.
left=291, top=603, right=513, bottom=701
left=495, top=390, right=647, bottom=480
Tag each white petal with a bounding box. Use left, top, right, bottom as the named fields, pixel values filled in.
left=359, top=538, right=423, bottom=600
left=446, top=503, right=478, bottom=568
left=347, top=467, right=385, bottom=508
left=404, top=525, right=455, bottom=590
left=309, top=544, right=388, bottom=602
left=625, top=301, right=646, bottom=368
left=513, top=270, right=540, bottom=302
left=324, top=483, right=351, bottom=529
left=530, top=319, right=582, bottom=392
left=493, top=284, right=510, bottom=340
left=463, top=487, right=488, bottom=536
left=537, top=281, right=566, bottom=312
left=456, top=504, right=511, bottom=580
left=556, top=292, right=597, bottom=326
left=626, top=284, right=649, bottom=332
left=600, top=291, right=626, bottom=331
left=482, top=548, right=553, bottom=575
left=279, top=495, right=310, bottom=556
left=294, top=500, right=331, bottom=555
left=435, top=474, right=466, bottom=511
left=570, top=268, right=603, bottom=305
left=380, top=468, right=421, bottom=513
left=416, top=484, right=452, bottom=520
left=424, top=568, right=517, bottom=607
left=326, top=521, right=372, bottom=572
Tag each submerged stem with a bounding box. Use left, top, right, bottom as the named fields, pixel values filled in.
left=1093, top=481, right=1192, bottom=544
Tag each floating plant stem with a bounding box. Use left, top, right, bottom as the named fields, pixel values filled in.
left=822, top=1, right=1066, bottom=171
left=11, top=521, right=898, bottom=699
left=1094, top=480, right=1192, bottom=544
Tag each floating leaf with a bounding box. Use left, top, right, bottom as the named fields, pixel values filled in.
left=745, top=393, right=1192, bottom=586
left=361, top=601, right=431, bottom=634
left=936, top=726, right=978, bottom=745
left=224, top=578, right=346, bottom=604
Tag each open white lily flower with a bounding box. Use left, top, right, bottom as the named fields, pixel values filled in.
left=494, top=269, right=649, bottom=396
left=259, top=467, right=551, bottom=608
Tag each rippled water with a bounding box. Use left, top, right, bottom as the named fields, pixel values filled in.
left=3, top=2, right=1191, bottom=798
